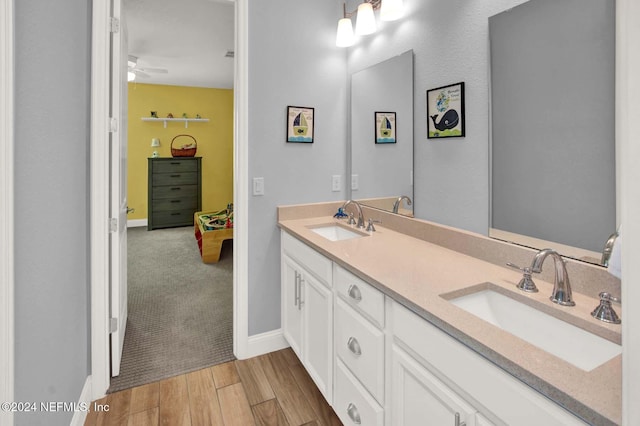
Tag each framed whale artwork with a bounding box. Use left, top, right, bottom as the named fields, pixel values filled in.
left=427, top=82, right=465, bottom=139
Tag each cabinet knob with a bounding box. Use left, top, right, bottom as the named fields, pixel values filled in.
left=347, top=336, right=362, bottom=357
left=346, top=402, right=361, bottom=424
left=348, top=284, right=362, bottom=302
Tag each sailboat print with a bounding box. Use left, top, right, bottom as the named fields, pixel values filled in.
left=376, top=112, right=396, bottom=144
left=292, top=112, right=308, bottom=136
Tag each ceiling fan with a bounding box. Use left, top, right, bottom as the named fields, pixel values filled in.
left=127, top=56, right=168, bottom=81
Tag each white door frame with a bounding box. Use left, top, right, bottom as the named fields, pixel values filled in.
left=0, top=0, right=15, bottom=424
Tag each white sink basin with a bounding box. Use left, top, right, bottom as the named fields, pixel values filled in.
left=309, top=224, right=367, bottom=242
left=449, top=288, right=621, bottom=371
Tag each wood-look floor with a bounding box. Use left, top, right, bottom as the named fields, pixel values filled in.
left=84, top=348, right=342, bottom=426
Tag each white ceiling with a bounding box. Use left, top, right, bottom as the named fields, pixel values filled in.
left=124, top=0, right=235, bottom=88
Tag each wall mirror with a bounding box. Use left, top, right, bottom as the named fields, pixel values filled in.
left=351, top=50, right=414, bottom=216
left=489, top=0, right=616, bottom=266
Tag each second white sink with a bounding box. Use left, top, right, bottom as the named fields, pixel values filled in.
left=448, top=287, right=621, bottom=371
left=309, top=224, right=367, bottom=242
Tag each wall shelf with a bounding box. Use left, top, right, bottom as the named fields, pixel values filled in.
left=141, top=117, right=210, bottom=128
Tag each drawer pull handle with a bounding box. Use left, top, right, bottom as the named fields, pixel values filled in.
left=298, top=277, right=305, bottom=310
left=170, top=187, right=182, bottom=191
left=170, top=174, right=181, bottom=177
left=347, top=284, right=362, bottom=302
left=170, top=213, right=181, bottom=216
left=170, top=200, right=181, bottom=203
left=347, top=336, right=362, bottom=356
left=170, top=162, right=181, bottom=165
left=347, top=403, right=361, bottom=424
left=454, top=412, right=466, bottom=426
left=294, top=271, right=300, bottom=307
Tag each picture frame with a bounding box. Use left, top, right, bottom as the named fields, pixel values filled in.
left=286, top=106, right=314, bottom=143
left=426, top=82, right=465, bottom=139
left=375, top=112, right=397, bottom=144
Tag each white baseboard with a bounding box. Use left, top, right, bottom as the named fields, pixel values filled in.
left=70, top=376, right=92, bottom=426
left=127, top=219, right=147, bottom=228
left=237, top=329, right=289, bottom=360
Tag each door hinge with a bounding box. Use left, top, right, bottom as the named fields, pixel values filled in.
left=109, top=218, right=118, bottom=233
left=109, top=317, right=118, bottom=333
left=109, top=17, right=120, bottom=33
left=109, top=117, right=118, bottom=133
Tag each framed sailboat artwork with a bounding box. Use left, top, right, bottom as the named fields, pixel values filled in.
left=375, top=112, right=396, bottom=144
left=286, top=106, right=315, bottom=143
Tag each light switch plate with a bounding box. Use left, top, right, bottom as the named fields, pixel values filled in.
left=332, top=175, right=341, bottom=192
left=253, top=177, right=264, bottom=196
left=351, top=174, right=359, bottom=191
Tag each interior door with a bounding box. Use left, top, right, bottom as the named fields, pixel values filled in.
left=109, top=0, right=128, bottom=377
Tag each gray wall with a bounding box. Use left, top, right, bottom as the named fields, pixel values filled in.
left=347, top=0, right=530, bottom=234
left=14, top=1, right=91, bottom=424
left=490, top=0, right=615, bottom=252
left=247, top=1, right=348, bottom=335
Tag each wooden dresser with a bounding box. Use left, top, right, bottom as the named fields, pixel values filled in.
left=147, top=157, right=202, bottom=230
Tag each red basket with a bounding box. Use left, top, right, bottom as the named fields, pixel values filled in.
left=171, top=134, right=197, bottom=157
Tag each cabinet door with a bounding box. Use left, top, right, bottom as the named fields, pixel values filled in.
left=282, top=254, right=303, bottom=359
left=302, top=271, right=333, bottom=402
left=390, top=344, right=477, bottom=426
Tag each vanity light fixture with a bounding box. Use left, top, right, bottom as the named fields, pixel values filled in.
left=336, top=0, right=404, bottom=47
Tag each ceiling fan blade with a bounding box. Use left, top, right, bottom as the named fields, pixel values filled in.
left=137, top=67, right=168, bottom=74
left=133, top=70, right=151, bottom=79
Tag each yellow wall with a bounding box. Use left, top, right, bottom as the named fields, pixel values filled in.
left=127, top=83, right=234, bottom=221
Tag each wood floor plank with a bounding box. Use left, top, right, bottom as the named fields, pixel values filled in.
left=159, top=375, right=191, bottom=426
left=186, top=368, right=225, bottom=426
left=84, top=396, right=108, bottom=426
left=128, top=407, right=159, bottom=426
left=252, top=399, right=289, bottom=426
left=129, top=382, right=159, bottom=414
left=280, top=347, right=302, bottom=366
left=217, top=382, right=256, bottom=426
left=211, top=360, right=241, bottom=389
left=235, top=357, right=276, bottom=405
left=96, top=389, right=132, bottom=426
left=258, top=351, right=316, bottom=426
left=289, top=363, right=341, bottom=426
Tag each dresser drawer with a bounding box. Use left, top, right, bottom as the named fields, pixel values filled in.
left=281, top=231, right=332, bottom=287
left=334, top=359, right=384, bottom=426
left=152, top=159, right=199, bottom=173
left=334, top=264, right=384, bottom=327
left=150, top=209, right=195, bottom=228
left=152, top=184, right=199, bottom=200
left=152, top=172, right=199, bottom=186
left=152, top=196, right=199, bottom=212
left=335, top=298, right=385, bottom=404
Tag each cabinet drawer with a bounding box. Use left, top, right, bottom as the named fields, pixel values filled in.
left=152, top=159, right=199, bottom=173
left=152, top=184, right=198, bottom=199
left=335, top=298, right=385, bottom=404
left=334, top=264, right=384, bottom=327
left=152, top=172, right=198, bottom=186
left=152, top=196, right=199, bottom=212
left=281, top=231, right=332, bottom=287
left=334, top=359, right=384, bottom=426
left=150, top=209, right=195, bottom=228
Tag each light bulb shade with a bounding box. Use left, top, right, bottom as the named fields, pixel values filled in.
left=151, top=138, right=160, bottom=147
left=336, top=18, right=355, bottom=47
left=355, top=2, right=376, bottom=36
left=380, top=0, right=403, bottom=21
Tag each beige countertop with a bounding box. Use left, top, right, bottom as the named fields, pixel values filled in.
left=278, top=214, right=622, bottom=426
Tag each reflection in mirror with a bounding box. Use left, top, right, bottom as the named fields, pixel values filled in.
left=489, top=0, right=616, bottom=265
left=351, top=50, right=414, bottom=216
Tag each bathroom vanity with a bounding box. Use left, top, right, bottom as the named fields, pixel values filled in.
left=279, top=202, right=621, bottom=426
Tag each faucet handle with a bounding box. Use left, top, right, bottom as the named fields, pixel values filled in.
left=366, top=218, right=381, bottom=232
left=347, top=212, right=356, bottom=226
left=591, top=292, right=621, bottom=324
left=506, top=262, right=539, bottom=293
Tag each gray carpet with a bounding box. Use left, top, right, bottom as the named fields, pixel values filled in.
left=108, top=226, right=234, bottom=393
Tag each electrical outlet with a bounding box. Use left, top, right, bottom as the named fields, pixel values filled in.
left=351, top=174, right=359, bottom=191
left=332, top=175, right=341, bottom=192
left=253, top=177, right=264, bottom=196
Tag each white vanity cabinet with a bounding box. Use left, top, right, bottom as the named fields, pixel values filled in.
left=281, top=232, right=333, bottom=402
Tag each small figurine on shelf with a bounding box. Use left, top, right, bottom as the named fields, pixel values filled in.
left=182, top=113, right=188, bottom=118
left=195, top=114, right=202, bottom=119
left=167, top=113, right=174, bottom=118
left=150, top=111, right=158, bottom=118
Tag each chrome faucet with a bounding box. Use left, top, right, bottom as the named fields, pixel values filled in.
left=600, top=231, right=619, bottom=266
left=392, top=195, right=413, bottom=214
left=342, top=200, right=365, bottom=229
left=531, top=248, right=575, bottom=306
